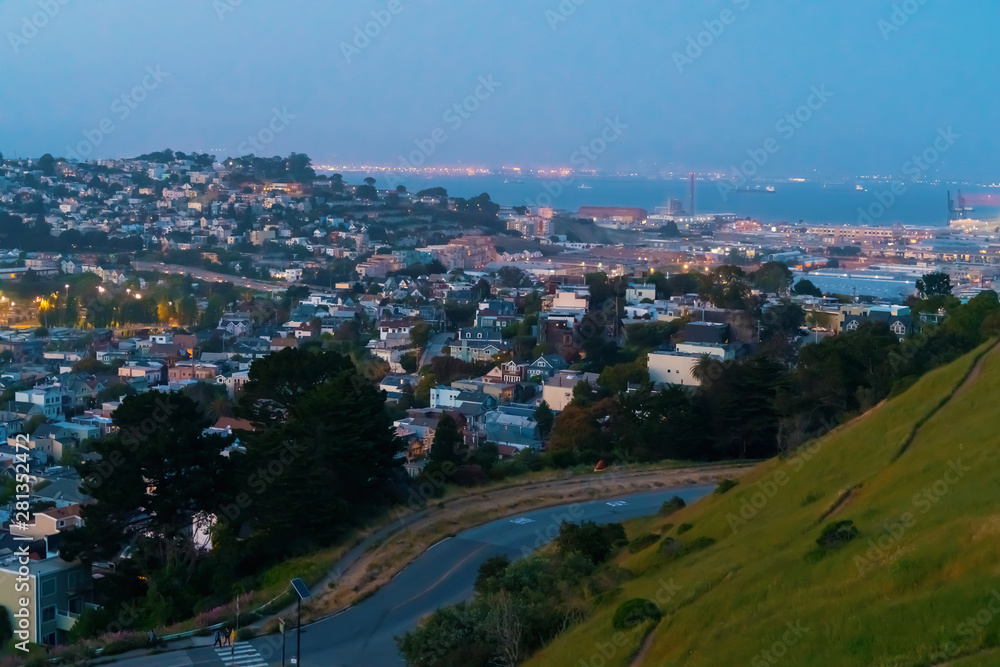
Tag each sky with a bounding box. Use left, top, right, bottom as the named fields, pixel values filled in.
left=1, top=0, right=998, bottom=180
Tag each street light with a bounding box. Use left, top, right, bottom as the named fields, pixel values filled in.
left=290, top=578, right=311, bottom=665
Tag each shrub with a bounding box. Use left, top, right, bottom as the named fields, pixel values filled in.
left=453, top=464, right=487, bottom=487
left=555, top=521, right=627, bottom=564
left=612, top=598, right=662, bottom=630
left=715, top=479, right=739, bottom=494
left=659, top=537, right=687, bottom=560
left=677, top=523, right=693, bottom=535
left=474, top=554, right=511, bottom=594
left=628, top=533, right=660, bottom=553
left=659, top=496, right=686, bottom=516
left=688, top=536, right=716, bottom=551
left=816, top=519, right=859, bottom=549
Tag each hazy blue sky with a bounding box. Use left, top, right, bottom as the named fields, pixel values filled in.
left=1, top=0, right=997, bottom=179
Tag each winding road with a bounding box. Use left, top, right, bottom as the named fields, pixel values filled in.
left=109, top=485, right=713, bottom=666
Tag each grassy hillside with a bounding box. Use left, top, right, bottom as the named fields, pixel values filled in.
left=527, top=341, right=1000, bottom=667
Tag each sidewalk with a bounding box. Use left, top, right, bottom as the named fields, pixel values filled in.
left=91, top=633, right=216, bottom=665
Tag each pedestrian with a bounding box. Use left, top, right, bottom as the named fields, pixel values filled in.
left=213, top=629, right=223, bottom=648
left=147, top=629, right=156, bottom=646
left=230, top=628, right=236, bottom=646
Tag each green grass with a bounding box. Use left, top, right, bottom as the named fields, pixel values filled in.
left=527, top=341, right=1000, bottom=667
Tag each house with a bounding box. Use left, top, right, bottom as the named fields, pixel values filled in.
left=647, top=322, right=737, bottom=387
left=216, top=370, right=250, bottom=399
left=499, top=360, right=526, bottom=383
left=218, top=313, right=252, bottom=337
left=475, top=300, right=517, bottom=330
left=0, top=553, right=94, bottom=646
left=379, top=374, right=417, bottom=402
left=168, top=361, right=219, bottom=382
left=451, top=327, right=508, bottom=363
left=625, top=282, right=656, bottom=305
left=14, top=386, right=65, bottom=421
left=23, top=504, right=84, bottom=540
left=483, top=405, right=541, bottom=450
left=839, top=304, right=912, bottom=339
left=378, top=319, right=413, bottom=341
left=526, top=354, right=567, bottom=379
left=541, top=370, right=600, bottom=411
left=118, top=360, right=166, bottom=385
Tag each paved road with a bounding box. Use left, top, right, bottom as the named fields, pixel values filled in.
left=419, top=331, right=453, bottom=367
left=112, top=484, right=712, bottom=666
left=133, top=261, right=286, bottom=293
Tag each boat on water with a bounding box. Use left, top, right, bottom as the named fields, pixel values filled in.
left=736, top=185, right=775, bottom=193
left=578, top=183, right=592, bottom=189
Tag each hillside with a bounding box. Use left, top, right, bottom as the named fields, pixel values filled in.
left=527, top=340, right=1000, bottom=667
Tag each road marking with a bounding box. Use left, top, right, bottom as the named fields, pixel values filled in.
left=606, top=501, right=628, bottom=507
left=510, top=517, right=534, bottom=524
left=214, top=643, right=267, bottom=666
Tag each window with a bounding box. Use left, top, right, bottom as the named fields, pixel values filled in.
left=846, top=320, right=859, bottom=331
left=42, top=606, right=55, bottom=622
left=42, top=579, right=56, bottom=596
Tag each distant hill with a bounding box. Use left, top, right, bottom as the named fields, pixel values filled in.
left=528, top=340, right=1000, bottom=666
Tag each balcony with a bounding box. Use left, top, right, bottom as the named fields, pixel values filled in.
left=55, top=610, right=78, bottom=632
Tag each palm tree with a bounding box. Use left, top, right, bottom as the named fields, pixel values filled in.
left=692, top=353, right=720, bottom=387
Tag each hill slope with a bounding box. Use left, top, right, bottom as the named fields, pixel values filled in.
left=527, top=341, right=1000, bottom=667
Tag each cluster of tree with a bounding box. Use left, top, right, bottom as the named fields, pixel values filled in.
left=62, top=348, right=407, bottom=630
left=398, top=520, right=627, bottom=666
left=540, top=291, right=1000, bottom=464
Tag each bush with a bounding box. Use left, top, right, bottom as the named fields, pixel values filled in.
left=659, top=496, right=686, bottom=516
left=659, top=537, right=687, bottom=560
left=816, top=519, right=859, bottom=549
left=612, top=598, right=662, bottom=630
left=474, top=554, right=510, bottom=594
left=453, top=464, right=486, bottom=487
left=715, top=479, right=739, bottom=494
left=628, top=533, right=660, bottom=553
left=677, top=523, right=693, bottom=535
left=688, top=536, right=716, bottom=551
left=555, top=521, right=627, bottom=564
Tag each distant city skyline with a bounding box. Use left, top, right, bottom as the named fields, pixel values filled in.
left=2, top=1, right=998, bottom=181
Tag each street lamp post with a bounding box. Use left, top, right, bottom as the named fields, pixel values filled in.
left=290, top=578, right=311, bottom=665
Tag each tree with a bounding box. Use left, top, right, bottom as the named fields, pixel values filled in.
left=793, top=279, right=823, bottom=297
left=498, top=266, right=529, bottom=289
left=62, top=392, right=232, bottom=565
left=237, top=347, right=356, bottom=424
left=752, top=261, right=794, bottom=295
left=533, top=401, right=554, bottom=441
left=410, top=320, right=432, bottom=348
left=916, top=272, right=952, bottom=298
left=230, top=358, right=402, bottom=551
left=430, top=413, right=465, bottom=465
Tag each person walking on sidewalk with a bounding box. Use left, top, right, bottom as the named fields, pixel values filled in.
left=213, top=629, right=223, bottom=648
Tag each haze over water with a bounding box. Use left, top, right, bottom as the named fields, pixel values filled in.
left=343, top=173, right=1000, bottom=226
